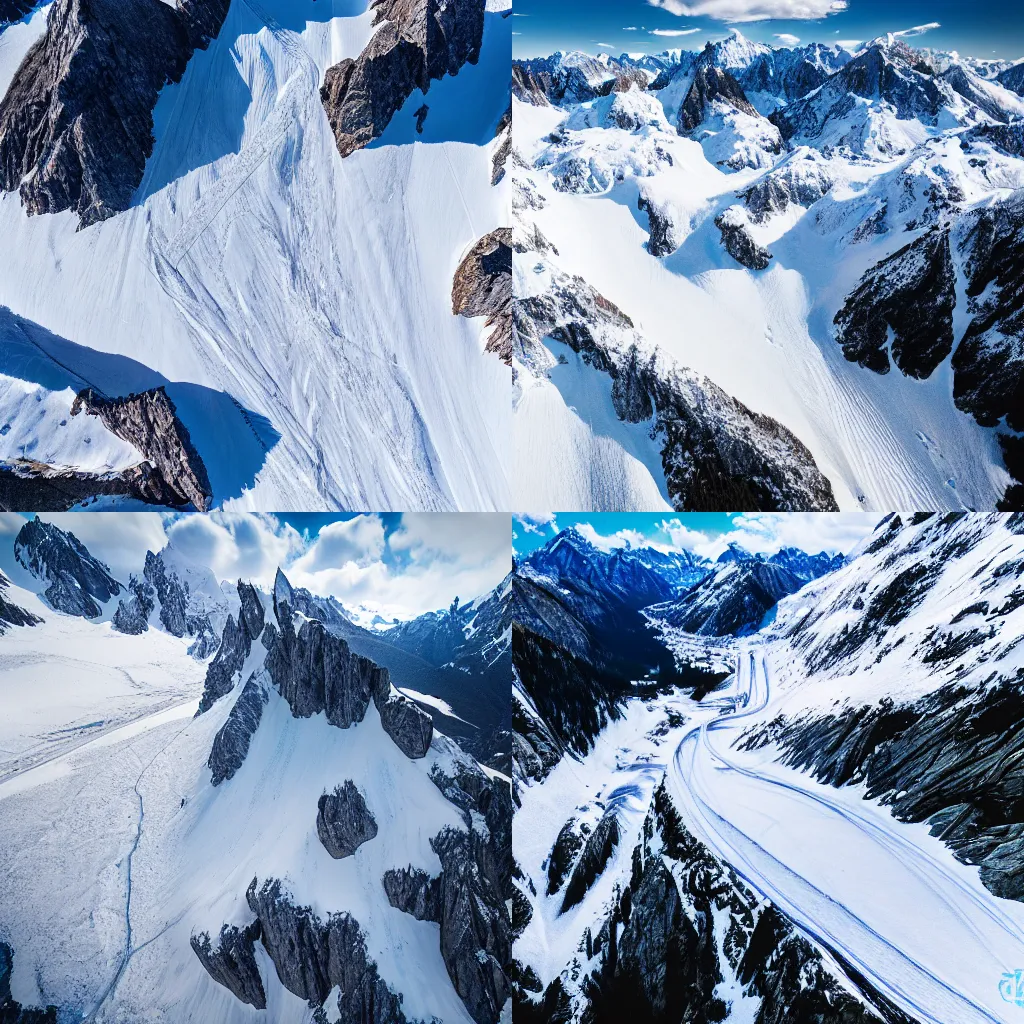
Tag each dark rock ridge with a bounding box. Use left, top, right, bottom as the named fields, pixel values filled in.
left=833, top=227, right=954, bottom=378
left=72, top=388, right=213, bottom=511
left=715, top=212, right=772, bottom=270
left=492, top=100, right=511, bottom=185
left=208, top=672, right=269, bottom=786
left=430, top=826, right=511, bottom=1024
left=560, top=810, right=619, bottom=913
left=452, top=228, right=511, bottom=365
left=225, top=878, right=408, bottom=1023
left=383, top=866, right=442, bottom=921
left=515, top=266, right=839, bottom=511
left=190, top=922, right=266, bottom=1010
left=513, top=53, right=648, bottom=107
left=316, top=781, right=378, bottom=858
left=377, top=692, right=434, bottom=757
left=0, top=458, right=194, bottom=511
left=320, top=0, right=484, bottom=159
left=742, top=676, right=1024, bottom=902
left=739, top=154, right=833, bottom=223
left=198, top=580, right=265, bottom=713
left=111, top=574, right=155, bottom=634
left=0, top=0, right=231, bottom=226
left=0, top=941, right=58, bottom=1023
left=679, top=49, right=760, bottom=133
left=14, top=515, right=121, bottom=617
left=0, top=569, right=42, bottom=634
left=651, top=560, right=805, bottom=636
left=998, top=60, right=1024, bottom=97
left=515, top=784, right=913, bottom=1024
left=637, top=188, right=679, bottom=257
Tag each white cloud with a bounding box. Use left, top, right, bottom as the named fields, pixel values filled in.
left=892, top=22, right=940, bottom=38
left=623, top=25, right=639, bottom=30
left=651, top=27, right=701, bottom=35
left=514, top=512, right=557, bottom=535
left=657, top=518, right=712, bottom=552
left=574, top=522, right=651, bottom=552
left=166, top=512, right=305, bottom=587
left=35, top=512, right=170, bottom=582
left=597, top=42, right=616, bottom=48
left=292, top=513, right=510, bottom=622
left=704, top=513, right=875, bottom=558
left=647, top=0, right=846, bottom=23
left=291, top=516, right=385, bottom=572
left=835, top=38, right=862, bottom=49
left=774, top=32, right=801, bottom=45
left=0, top=513, right=25, bottom=540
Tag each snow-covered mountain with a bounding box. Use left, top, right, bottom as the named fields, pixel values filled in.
left=0, top=519, right=511, bottom=1023
left=0, top=0, right=510, bottom=511
left=512, top=29, right=1024, bottom=511
left=513, top=513, right=1024, bottom=1024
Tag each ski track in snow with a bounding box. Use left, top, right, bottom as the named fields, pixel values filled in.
left=668, top=648, right=1024, bottom=1024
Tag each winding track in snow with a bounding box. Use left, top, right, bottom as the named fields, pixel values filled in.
left=667, top=649, right=1024, bottom=1024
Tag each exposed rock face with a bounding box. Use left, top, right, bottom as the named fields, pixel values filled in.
left=512, top=53, right=647, bottom=107
left=0, top=0, right=231, bottom=226
left=377, top=693, right=434, bottom=758
left=492, top=101, right=511, bottom=185
left=432, top=826, right=511, bottom=1024
left=679, top=52, right=759, bottom=132
left=0, top=941, right=58, bottom=1023
left=518, top=784, right=912, bottom=1024
left=237, top=581, right=265, bottom=644
left=452, top=228, right=511, bottom=365
left=0, top=570, right=42, bottom=635
left=382, top=866, right=441, bottom=921
left=208, top=673, right=269, bottom=786
left=742, top=678, right=1024, bottom=903
left=267, top=616, right=391, bottom=726
left=71, top=388, right=213, bottom=510
left=715, top=209, right=772, bottom=270
left=243, top=878, right=407, bottom=1022
left=560, top=811, right=619, bottom=912
left=515, top=266, right=839, bottom=511
left=834, top=227, right=955, bottom=377
left=111, top=574, right=155, bottom=634
left=637, top=189, right=680, bottom=257
left=739, top=154, right=834, bottom=223
left=316, top=781, right=378, bottom=859
left=199, top=581, right=265, bottom=713
left=14, top=515, right=121, bottom=617
left=320, top=0, right=485, bottom=159
left=190, top=922, right=267, bottom=1009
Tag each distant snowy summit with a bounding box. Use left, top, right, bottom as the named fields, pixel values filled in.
left=512, top=29, right=1024, bottom=511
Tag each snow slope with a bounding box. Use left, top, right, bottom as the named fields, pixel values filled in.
left=0, top=0, right=510, bottom=510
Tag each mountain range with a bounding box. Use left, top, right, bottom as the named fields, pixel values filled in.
left=512, top=512, right=1024, bottom=1024
left=512, top=30, right=1024, bottom=512
left=0, top=515, right=511, bottom=1023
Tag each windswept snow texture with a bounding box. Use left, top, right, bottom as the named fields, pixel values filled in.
left=512, top=33, right=1024, bottom=511
left=0, top=0, right=510, bottom=510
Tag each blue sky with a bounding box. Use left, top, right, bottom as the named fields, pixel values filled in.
left=0, top=513, right=510, bottom=623
left=512, top=0, right=1024, bottom=61
left=513, top=512, right=877, bottom=559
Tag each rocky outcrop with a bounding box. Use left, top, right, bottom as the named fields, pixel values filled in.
left=492, top=101, right=511, bottom=185
left=377, top=693, right=434, bottom=758
left=244, top=878, right=407, bottom=1022
left=199, top=581, right=266, bottom=712
left=515, top=266, right=839, bottom=511
left=431, top=826, right=511, bottom=1024
left=316, top=781, right=378, bottom=859
left=452, top=228, right=511, bottom=365
left=0, top=0, right=231, bottom=226
left=715, top=209, right=772, bottom=271
left=383, top=866, right=442, bottom=920
left=834, top=227, right=955, bottom=377
left=14, top=515, right=121, bottom=617
left=560, top=810, right=619, bottom=912
left=237, top=581, right=265, bottom=644
left=637, top=189, right=680, bottom=257
left=190, top=922, right=267, bottom=1010
left=739, top=155, right=834, bottom=223
left=0, top=941, right=58, bottom=1023
left=679, top=51, right=759, bottom=132
left=208, top=673, right=269, bottom=786
left=111, top=574, right=155, bottom=634
left=320, top=0, right=485, bottom=159
left=0, top=570, right=42, bottom=635
left=71, top=388, right=213, bottom=510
